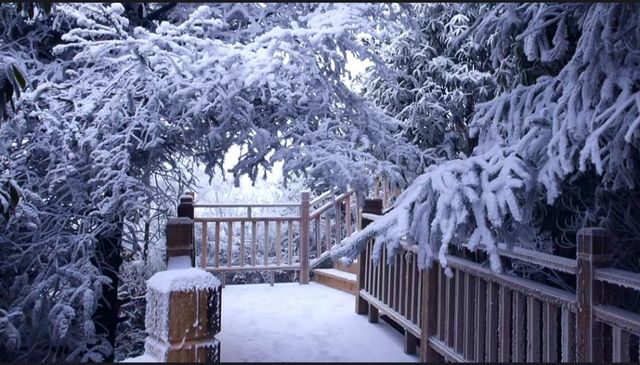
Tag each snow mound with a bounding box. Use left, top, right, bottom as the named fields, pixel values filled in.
left=120, top=353, right=160, bottom=362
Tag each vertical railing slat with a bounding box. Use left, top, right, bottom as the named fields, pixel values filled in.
left=214, top=221, right=220, bottom=268
left=381, top=248, right=387, bottom=304
left=201, top=222, right=208, bottom=268
left=275, top=220, right=281, bottom=266
left=251, top=221, right=257, bottom=266
left=227, top=221, right=233, bottom=267
left=561, top=307, right=576, bottom=362
left=336, top=202, right=342, bottom=246
left=612, top=326, right=630, bottom=362
left=512, top=291, right=526, bottom=362
left=410, top=255, right=416, bottom=323
left=288, top=220, right=293, bottom=265
left=345, top=194, right=352, bottom=236
left=437, top=267, right=446, bottom=341
left=366, top=240, right=372, bottom=293
left=412, top=256, right=419, bottom=325
left=416, top=260, right=422, bottom=326
left=263, top=220, right=269, bottom=267
left=299, top=191, right=310, bottom=284
left=474, top=279, right=487, bottom=362
left=498, top=286, right=512, bottom=362
left=454, top=269, right=464, bottom=354
left=314, top=217, right=320, bottom=256
left=543, top=302, right=558, bottom=362
left=526, top=297, right=541, bottom=362
left=324, top=213, right=331, bottom=253
left=391, top=253, right=397, bottom=311
left=463, top=273, right=475, bottom=360
left=444, top=270, right=456, bottom=347
left=240, top=221, right=245, bottom=267
left=486, top=282, right=499, bottom=362
left=400, top=255, right=407, bottom=316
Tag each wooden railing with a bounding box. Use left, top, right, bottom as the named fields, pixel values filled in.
left=190, top=189, right=359, bottom=286
left=373, top=175, right=401, bottom=210
left=308, top=188, right=358, bottom=266
left=358, top=212, right=640, bottom=363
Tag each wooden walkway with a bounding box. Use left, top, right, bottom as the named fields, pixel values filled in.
left=216, top=282, right=419, bottom=362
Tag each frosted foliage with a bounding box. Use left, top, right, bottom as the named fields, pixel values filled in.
left=0, top=3, right=418, bottom=361
left=336, top=3, right=640, bottom=272
left=47, top=2, right=423, bottom=194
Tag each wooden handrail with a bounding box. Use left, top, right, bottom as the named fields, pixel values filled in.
left=194, top=203, right=300, bottom=208
left=310, top=191, right=353, bottom=219
left=594, top=267, right=640, bottom=291
left=194, top=216, right=300, bottom=223
left=310, top=190, right=332, bottom=205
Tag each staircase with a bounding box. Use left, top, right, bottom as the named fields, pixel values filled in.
left=312, top=259, right=358, bottom=294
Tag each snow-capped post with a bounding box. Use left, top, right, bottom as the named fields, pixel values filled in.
left=300, top=191, right=310, bottom=284
left=175, top=194, right=195, bottom=267
left=357, top=198, right=383, bottom=318
left=143, top=268, right=222, bottom=362
left=576, top=227, right=611, bottom=363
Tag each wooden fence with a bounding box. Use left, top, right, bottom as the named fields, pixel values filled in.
left=358, top=208, right=640, bottom=363
left=188, top=189, right=359, bottom=286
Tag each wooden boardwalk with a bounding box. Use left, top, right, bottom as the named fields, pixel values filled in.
left=216, top=282, right=419, bottom=362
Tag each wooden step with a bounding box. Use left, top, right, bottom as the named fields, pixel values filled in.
left=333, top=259, right=358, bottom=275
left=312, top=268, right=357, bottom=295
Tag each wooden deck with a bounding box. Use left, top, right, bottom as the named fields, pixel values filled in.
left=216, top=282, right=419, bottom=362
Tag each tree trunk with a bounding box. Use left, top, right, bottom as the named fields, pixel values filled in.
left=93, top=218, right=124, bottom=362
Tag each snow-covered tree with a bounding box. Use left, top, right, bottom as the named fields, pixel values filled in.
left=335, top=3, right=640, bottom=277
left=0, top=3, right=422, bottom=361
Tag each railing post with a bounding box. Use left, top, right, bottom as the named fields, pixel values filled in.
left=166, top=217, right=194, bottom=268
left=145, top=269, right=221, bottom=362
left=420, top=261, right=442, bottom=361
left=355, top=198, right=383, bottom=315
left=576, top=227, right=611, bottom=363
left=300, top=191, right=310, bottom=284
left=177, top=193, right=195, bottom=267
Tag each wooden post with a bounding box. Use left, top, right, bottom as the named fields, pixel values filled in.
left=145, top=270, right=221, bottom=362
left=356, top=198, right=383, bottom=314
left=178, top=194, right=195, bottom=219
left=166, top=217, right=194, bottom=268
left=420, top=261, right=442, bottom=362
left=576, top=227, right=611, bottom=363
left=299, top=191, right=310, bottom=284
left=177, top=194, right=195, bottom=267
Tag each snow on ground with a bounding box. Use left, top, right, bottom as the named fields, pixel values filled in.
left=217, top=282, right=419, bottom=362
left=120, top=353, right=159, bottom=362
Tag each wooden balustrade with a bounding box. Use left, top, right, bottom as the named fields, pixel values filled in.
left=357, top=215, right=640, bottom=363
left=191, top=188, right=358, bottom=286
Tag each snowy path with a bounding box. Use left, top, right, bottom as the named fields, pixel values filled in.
left=217, top=282, right=419, bottom=362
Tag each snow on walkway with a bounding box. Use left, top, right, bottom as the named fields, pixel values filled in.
left=217, top=282, right=419, bottom=362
